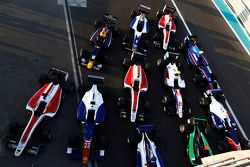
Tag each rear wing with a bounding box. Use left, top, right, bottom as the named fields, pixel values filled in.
left=103, top=13, right=117, bottom=25
left=88, top=75, right=104, bottom=85
left=138, top=4, right=151, bottom=14
left=205, top=88, right=223, bottom=96
left=163, top=4, right=176, bottom=14
left=137, top=125, right=155, bottom=133
left=163, top=51, right=180, bottom=60
left=187, top=117, right=208, bottom=125
left=48, top=67, right=69, bottom=82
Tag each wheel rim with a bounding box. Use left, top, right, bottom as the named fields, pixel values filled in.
left=179, top=124, right=185, bottom=133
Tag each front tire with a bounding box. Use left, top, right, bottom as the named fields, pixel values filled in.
left=199, top=97, right=210, bottom=106
left=94, top=20, right=102, bottom=29
left=38, top=73, right=49, bottom=85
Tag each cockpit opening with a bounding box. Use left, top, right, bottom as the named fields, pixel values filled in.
left=34, top=101, right=47, bottom=116
left=133, top=80, right=140, bottom=92
left=86, top=109, right=95, bottom=123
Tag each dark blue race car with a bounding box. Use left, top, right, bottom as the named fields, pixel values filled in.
left=180, top=35, right=218, bottom=90
left=122, top=4, right=151, bottom=55
left=79, top=14, right=119, bottom=70
left=127, top=125, right=165, bottom=167
left=199, top=89, right=242, bottom=151
left=66, top=75, right=106, bottom=165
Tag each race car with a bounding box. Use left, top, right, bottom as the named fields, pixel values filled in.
left=199, top=89, right=242, bottom=151
left=66, top=75, right=106, bottom=165
left=157, top=52, right=191, bottom=118
left=79, top=14, right=119, bottom=70
left=122, top=4, right=150, bottom=55
left=127, top=125, right=165, bottom=167
left=118, top=52, right=149, bottom=122
left=153, top=4, right=177, bottom=50
left=5, top=68, right=73, bottom=156
left=179, top=35, right=218, bottom=90
left=179, top=117, right=213, bottom=166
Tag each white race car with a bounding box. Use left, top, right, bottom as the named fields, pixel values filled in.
left=128, top=125, right=165, bottom=167
left=118, top=52, right=149, bottom=122
left=199, top=89, right=241, bottom=151
left=157, top=52, right=191, bottom=118
left=153, top=4, right=177, bottom=50
left=5, top=68, right=72, bottom=156
left=122, top=4, right=150, bottom=55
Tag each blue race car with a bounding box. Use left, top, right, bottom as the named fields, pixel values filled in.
left=199, top=89, right=241, bottom=151
left=128, top=125, right=165, bottom=167
left=66, top=75, right=106, bottom=165
left=122, top=4, right=150, bottom=55
left=180, top=35, right=218, bottom=90
left=79, top=14, right=119, bottom=70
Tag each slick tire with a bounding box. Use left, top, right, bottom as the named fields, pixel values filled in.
left=130, top=10, right=137, bottom=19
left=179, top=124, right=188, bottom=134
left=156, top=9, right=163, bottom=19
left=199, top=97, right=210, bottom=106
left=118, top=97, right=126, bottom=107
left=63, top=82, right=74, bottom=93
left=217, top=141, right=230, bottom=153
left=78, top=83, right=89, bottom=98
left=38, top=73, right=49, bottom=85
left=156, top=58, right=165, bottom=69
left=144, top=63, right=150, bottom=71
left=153, top=32, right=161, bottom=42
left=122, top=58, right=131, bottom=68
left=9, top=121, right=21, bottom=135
left=41, top=130, right=52, bottom=142
left=79, top=49, right=90, bottom=59
left=94, top=20, right=102, bottom=29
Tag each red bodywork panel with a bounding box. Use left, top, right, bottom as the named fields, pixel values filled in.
left=27, top=83, right=62, bottom=114
left=159, top=15, right=176, bottom=45
left=124, top=65, right=148, bottom=113
left=82, top=140, right=92, bottom=164
left=21, top=116, right=39, bottom=143
left=21, top=83, right=62, bottom=143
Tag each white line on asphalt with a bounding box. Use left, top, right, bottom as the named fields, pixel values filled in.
left=63, top=0, right=83, bottom=101
left=171, top=0, right=250, bottom=146
left=66, top=0, right=83, bottom=84
left=171, top=0, right=192, bottom=35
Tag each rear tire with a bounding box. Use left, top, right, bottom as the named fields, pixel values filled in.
left=9, top=121, right=21, bottom=135
left=217, top=141, right=229, bottom=153
left=123, top=58, right=131, bottom=68
left=118, top=97, right=126, bottom=107
left=156, top=9, right=163, bottom=19
left=41, top=130, right=52, bottom=142
left=79, top=49, right=90, bottom=59
left=63, top=82, right=74, bottom=93
left=78, top=83, right=88, bottom=97
left=153, top=32, right=161, bottom=41
left=130, top=10, right=137, bottom=19
left=179, top=124, right=191, bottom=134
left=199, top=97, right=210, bottom=106
left=38, top=73, right=49, bottom=85
left=156, top=59, right=165, bottom=70
left=144, top=63, right=150, bottom=71
left=94, top=20, right=102, bottom=29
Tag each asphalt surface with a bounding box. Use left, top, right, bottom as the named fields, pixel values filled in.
left=0, top=0, right=249, bottom=167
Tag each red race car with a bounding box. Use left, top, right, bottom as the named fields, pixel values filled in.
left=153, top=4, right=178, bottom=51
left=5, top=68, right=73, bottom=156
left=118, top=52, right=149, bottom=122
